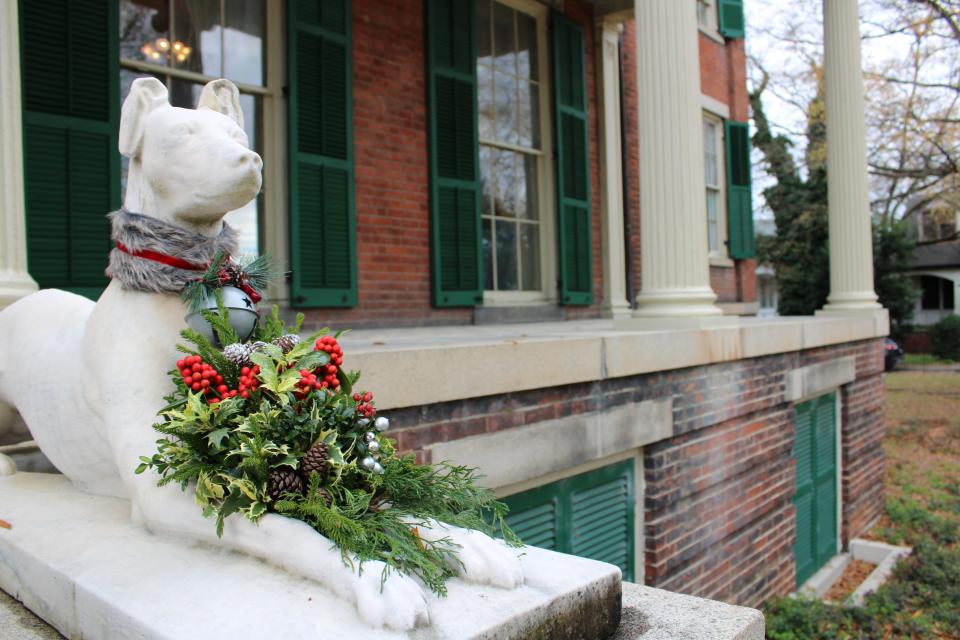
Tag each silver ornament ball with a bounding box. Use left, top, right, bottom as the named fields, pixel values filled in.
left=185, top=286, right=258, bottom=344
left=361, top=456, right=376, bottom=471
left=364, top=431, right=376, bottom=442
left=374, top=416, right=390, bottom=431
left=368, top=440, right=380, bottom=453
left=373, top=462, right=384, bottom=475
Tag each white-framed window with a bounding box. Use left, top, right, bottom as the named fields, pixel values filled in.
left=696, top=0, right=724, bottom=43
left=118, top=0, right=277, bottom=255
left=702, top=112, right=727, bottom=258
left=475, top=0, right=554, bottom=303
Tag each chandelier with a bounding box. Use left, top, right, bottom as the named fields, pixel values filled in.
left=141, top=37, right=192, bottom=63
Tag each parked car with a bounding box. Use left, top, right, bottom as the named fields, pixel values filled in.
left=884, top=337, right=904, bottom=371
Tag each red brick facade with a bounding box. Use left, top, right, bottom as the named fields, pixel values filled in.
left=385, top=338, right=886, bottom=607
left=298, top=1, right=756, bottom=328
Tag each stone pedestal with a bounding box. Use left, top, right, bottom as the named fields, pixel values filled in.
left=0, top=473, right=621, bottom=639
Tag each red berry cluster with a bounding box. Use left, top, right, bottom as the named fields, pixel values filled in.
left=295, top=368, right=329, bottom=399
left=238, top=365, right=261, bottom=399
left=178, top=355, right=228, bottom=403
left=353, top=391, right=376, bottom=417
left=314, top=336, right=344, bottom=390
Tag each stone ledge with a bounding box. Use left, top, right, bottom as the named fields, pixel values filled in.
left=339, top=313, right=888, bottom=410
left=613, top=583, right=764, bottom=639
left=0, top=473, right=621, bottom=640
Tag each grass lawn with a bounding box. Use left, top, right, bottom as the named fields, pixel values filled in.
left=902, top=353, right=957, bottom=366
left=765, top=372, right=960, bottom=639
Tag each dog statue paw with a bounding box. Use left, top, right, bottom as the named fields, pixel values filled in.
left=416, top=519, right=525, bottom=589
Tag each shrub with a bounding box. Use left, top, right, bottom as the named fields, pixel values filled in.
left=931, top=315, right=960, bottom=361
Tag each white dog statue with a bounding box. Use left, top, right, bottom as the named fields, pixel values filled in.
left=0, top=77, right=522, bottom=630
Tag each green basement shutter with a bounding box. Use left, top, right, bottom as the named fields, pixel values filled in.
left=552, top=13, right=593, bottom=306
left=724, top=120, right=755, bottom=259
left=793, top=393, right=838, bottom=587
left=502, top=460, right=635, bottom=581
left=288, top=0, right=357, bottom=308
left=426, top=0, right=483, bottom=307
left=20, top=0, right=119, bottom=299
left=718, top=0, right=746, bottom=39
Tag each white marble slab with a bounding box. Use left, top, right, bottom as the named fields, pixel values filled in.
left=0, top=473, right=620, bottom=639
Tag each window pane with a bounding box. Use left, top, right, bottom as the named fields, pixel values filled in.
left=478, top=65, right=495, bottom=140
left=943, top=279, right=955, bottom=310
left=496, top=220, right=518, bottom=290
left=480, top=146, right=494, bottom=216
left=494, top=71, right=518, bottom=145
left=518, top=81, right=540, bottom=148
left=493, top=149, right=518, bottom=217
left=483, top=218, right=494, bottom=290
left=706, top=190, right=719, bottom=251
left=921, top=276, right=940, bottom=310
left=517, top=154, right=538, bottom=220
left=224, top=93, right=260, bottom=254
left=520, top=222, right=540, bottom=290
left=517, top=11, right=537, bottom=80
left=120, top=0, right=171, bottom=63
left=173, top=0, right=222, bottom=76
left=169, top=76, right=202, bottom=108
left=703, top=119, right=718, bottom=186
left=476, top=0, right=492, bottom=62
left=493, top=2, right=516, bottom=74
left=224, top=0, right=265, bottom=86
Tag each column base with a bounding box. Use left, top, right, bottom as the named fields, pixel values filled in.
left=0, top=270, right=38, bottom=309
left=821, top=290, right=882, bottom=312
left=632, top=288, right=723, bottom=319
left=601, top=300, right=633, bottom=320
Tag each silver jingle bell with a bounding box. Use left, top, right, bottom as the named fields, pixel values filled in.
left=374, top=416, right=390, bottom=431
left=373, top=462, right=384, bottom=475
left=184, top=285, right=258, bottom=344
left=364, top=431, right=376, bottom=442
left=368, top=440, right=380, bottom=453
left=361, top=456, right=376, bottom=471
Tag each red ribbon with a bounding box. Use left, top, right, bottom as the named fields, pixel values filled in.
left=115, top=242, right=210, bottom=271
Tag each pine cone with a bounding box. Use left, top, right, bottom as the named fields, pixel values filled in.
left=222, top=342, right=252, bottom=367
left=272, top=334, right=301, bottom=354
left=313, top=486, right=332, bottom=508
left=301, top=443, right=330, bottom=480
left=267, top=468, right=304, bottom=502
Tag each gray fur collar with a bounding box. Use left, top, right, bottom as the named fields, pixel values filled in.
left=105, top=209, right=238, bottom=293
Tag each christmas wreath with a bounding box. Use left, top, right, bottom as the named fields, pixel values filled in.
left=137, top=298, right=520, bottom=596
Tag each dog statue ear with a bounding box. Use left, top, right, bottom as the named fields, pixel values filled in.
left=119, top=78, right=169, bottom=159
left=197, top=79, right=244, bottom=130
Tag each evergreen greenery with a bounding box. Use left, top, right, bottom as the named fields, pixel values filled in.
left=931, top=314, right=960, bottom=361
left=139, top=305, right=519, bottom=596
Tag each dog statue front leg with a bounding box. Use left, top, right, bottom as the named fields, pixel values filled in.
left=132, top=479, right=430, bottom=630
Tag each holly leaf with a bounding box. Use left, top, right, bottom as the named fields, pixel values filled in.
left=337, top=368, right=353, bottom=395
left=206, top=428, right=231, bottom=450
left=248, top=501, right=267, bottom=521
left=296, top=351, right=330, bottom=371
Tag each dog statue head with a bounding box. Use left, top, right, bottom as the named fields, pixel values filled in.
left=119, top=78, right=262, bottom=236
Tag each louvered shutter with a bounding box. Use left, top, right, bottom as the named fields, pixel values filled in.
left=724, top=120, right=755, bottom=259
left=552, top=13, right=593, bottom=305
left=426, top=0, right=483, bottom=307
left=20, top=0, right=119, bottom=299
left=718, top=0, right=745, bottom=39
left=792, top=401, right=817, bottom=586
left=814, top=394, right=838, bottom=567
left=502, top=460, right=634, bottom=581
left=288, top=0, right=357, bottom=307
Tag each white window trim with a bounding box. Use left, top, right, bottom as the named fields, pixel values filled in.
left=480, top=0, right=556, bottom=306
left=697, top=0, right=725, bottom=44
left=703, top=110, right=730, bottom=264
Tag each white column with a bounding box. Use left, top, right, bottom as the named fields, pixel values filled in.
left=632, top=0, right=721, bottom=318
left=820, top=0, right=880, bottom=312
left=596, top=23, right=631, bottom=320
left=0, top=0, right=38, bottom=308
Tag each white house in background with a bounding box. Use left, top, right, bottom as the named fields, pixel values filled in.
left=904, top=203, right=960, bottom=326
left=754, top=218, right=778, bottom=317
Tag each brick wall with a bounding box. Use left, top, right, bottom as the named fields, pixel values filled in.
left=384, top=338, right=886, bottom=606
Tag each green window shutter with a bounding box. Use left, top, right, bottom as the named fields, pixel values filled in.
left=724, top=120, right=755, bottom=259
left=792, top=401, right=817, bottom=586
left=426, top=0, right=482, bottom=307
left=20, top=0, right=119, bottom=299
left=793, top=393, right=838, bottom=587
left=813, top=394, right=838, bottom=566
left=502, top=460, right=635, bottom=581
left=718, top=0, right=745, bottom=39
left=287, top=0, right=357, bottom=308
left=552, top=14, right=593, bottom=306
